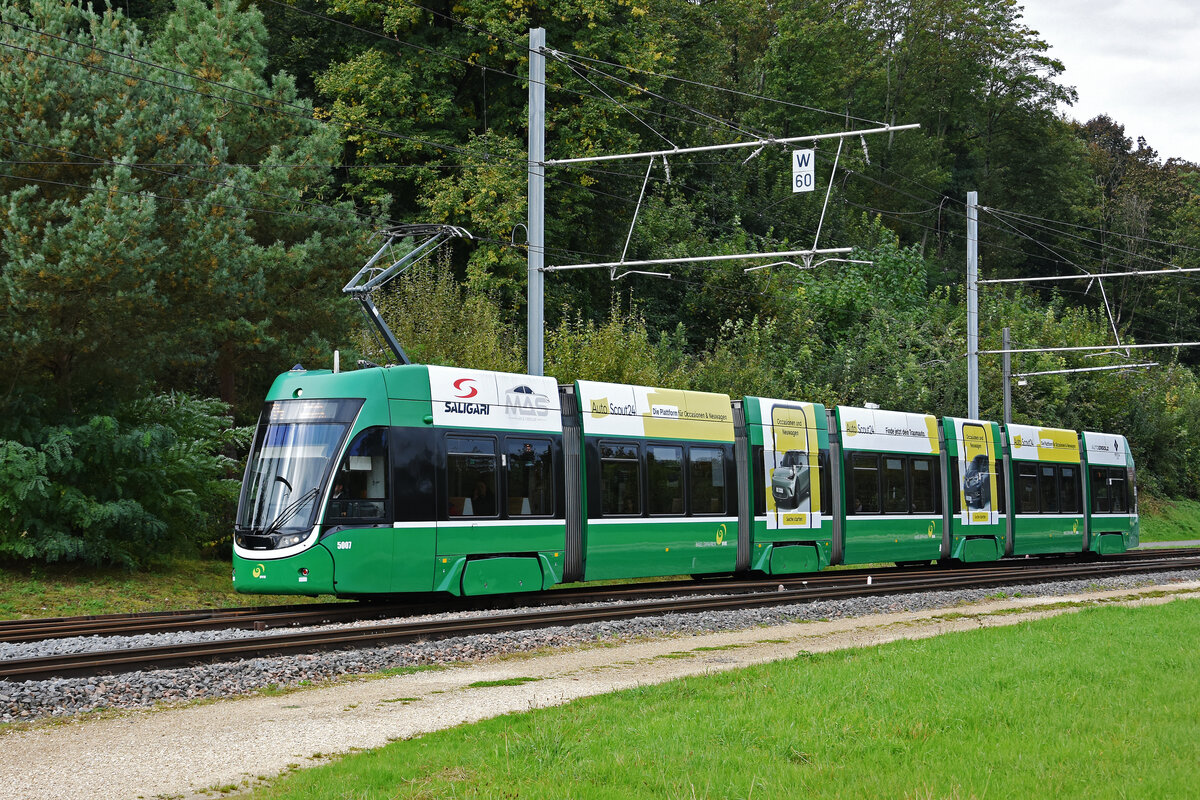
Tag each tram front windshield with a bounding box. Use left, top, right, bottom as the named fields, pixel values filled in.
left=237, top=399, right=362, bottom=536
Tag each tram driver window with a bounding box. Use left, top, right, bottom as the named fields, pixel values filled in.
left=327, top=427, right=389, bottom=521
left=446, top=436, right=498, bottom=517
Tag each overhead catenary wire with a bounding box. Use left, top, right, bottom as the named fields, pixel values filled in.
left=543, top=123, right=921, bottom=166
left=1014, top=363, right=1158, bottom=378
left=550, top=52, right=677, bottom=150
left=984, top=205, right=1200, bottom=256
left=981, top=342, right=1200, bottom=355
left=549, top=49, right=889, bottom=128
left=979, top=266, right=1200, bottom=285
left=983, top=207, right=1187, bottom=272
left=0, top=162, right=629, bottom=266
left=839, top=170, right=1200, bottom=295
left=546, top=247, right=854, bottom=272
left=18, top=1, right=1187, bottom=346
left=547, top=52, right=770, bottom=142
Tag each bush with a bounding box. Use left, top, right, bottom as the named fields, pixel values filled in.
left=0, top=394, right=249, bottom=568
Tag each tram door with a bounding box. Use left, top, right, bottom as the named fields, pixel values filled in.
left=321, top=427, right=396, bottom=594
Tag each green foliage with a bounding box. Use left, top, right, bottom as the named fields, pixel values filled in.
left=688, top=314, right=816, bottom=401
left=0, top=0, right=372, bottom=424
left=0, top=394, right=249, bottom=568
left=545, top=297, right=684, bottom=387
left=361, top=254, right=523, bottom=372
left=0, top=0, right=375, bottom=564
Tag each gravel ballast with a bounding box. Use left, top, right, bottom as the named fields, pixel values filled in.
left=4, top=568, right=1199, bottom=725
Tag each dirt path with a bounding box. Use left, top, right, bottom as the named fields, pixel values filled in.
left=2, top=582, right=1196, bottom=800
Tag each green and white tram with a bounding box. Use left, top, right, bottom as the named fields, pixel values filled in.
left=233, top=363, right=1140, bottom=598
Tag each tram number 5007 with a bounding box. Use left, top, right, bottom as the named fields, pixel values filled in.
left=337, top=541, right=352, bottom=550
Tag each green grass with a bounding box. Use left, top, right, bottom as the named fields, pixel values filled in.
left=468, top=676, right=543, bottom=688
left=0, top=558, right=339, bottom=619
left=236, top=599, right=1200, bottom=799
left=1139, top=495, right=1200, bottom=542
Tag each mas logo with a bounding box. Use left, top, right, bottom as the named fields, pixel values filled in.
left=252, top=563, right=267, bottom=579
left=504, top=385, right=550, bottom=418
left=716, top=523, right=727, bottom=545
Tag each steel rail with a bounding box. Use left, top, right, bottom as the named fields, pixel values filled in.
left=0, top=602, right=404, bottom=643
left=3, top=553, right=1197, bottom=682
left=2, top=548, right=1195, bottom=644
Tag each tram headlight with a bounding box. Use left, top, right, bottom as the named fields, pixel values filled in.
left=280, top=534, right=305, bottom=547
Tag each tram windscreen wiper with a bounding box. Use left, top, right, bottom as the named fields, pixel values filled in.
left=262, top=487, right=319, bottom=536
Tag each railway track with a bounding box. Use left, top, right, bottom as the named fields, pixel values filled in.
left=3, top=550, right=1198, bottom=682
left=5, top=547, right=1194, bottom=646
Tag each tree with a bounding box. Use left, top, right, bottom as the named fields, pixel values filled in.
left=0, top=0, right=375, bottom=564
left=0, top=0, right=374, bottom=424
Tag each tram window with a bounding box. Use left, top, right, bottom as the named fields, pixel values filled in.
left=327, top=427, right=389, bottom=521
left=883, top=457, right=907, bottom=513
left=506, top=438, right=553, bottom=516
left=752, top=446, right=766, bottom=516
left=850, top=453, right=880, bottom=514
left=647, top=445, right=683, bottom=515
left=1039, top=465, right=1059, bottom=513
left=1017, top=462, right=1038, bottom=513
left=1109, top=468, right=1127, bottom=513
left=911, top=457, right=937, bottom=514
left=689, top=447, right=725, bottom=515
left=1059, top=465, right=1080, bottom=513
left=601, top=441, right=641, bottom=516
left=447, top=436, right=498, bottom=517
